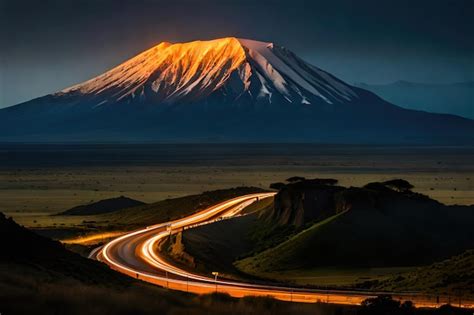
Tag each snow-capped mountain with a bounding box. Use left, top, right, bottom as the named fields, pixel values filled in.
left=57, top=37, right=357, bottom=107
left=1, top=37, right=473, bottom=143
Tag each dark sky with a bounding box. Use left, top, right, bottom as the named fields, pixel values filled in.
left=1, top=0, right=473, bottom=107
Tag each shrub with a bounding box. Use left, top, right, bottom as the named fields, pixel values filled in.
left=382, top=179, right=414, bottom=192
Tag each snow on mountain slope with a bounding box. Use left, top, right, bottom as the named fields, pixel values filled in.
left=1, top=37, right=473, bottom=144
left=60, top=38, right=247, bottom=104
left=57, top=37, right=359, bottom=107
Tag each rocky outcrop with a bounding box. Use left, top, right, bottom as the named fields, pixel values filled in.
left=168, top=231, right=196, bottom=268
left=266, top=178, right=425, bottom=227
left=265, top=179, right=344, bottom=227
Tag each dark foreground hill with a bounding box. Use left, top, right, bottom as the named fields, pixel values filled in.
left=0, top=212, right=191, bottom=314
left=0, top=212, right=358, bottom=315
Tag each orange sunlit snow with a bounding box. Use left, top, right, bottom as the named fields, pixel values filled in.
left=62, top=37, right=248, bottom=101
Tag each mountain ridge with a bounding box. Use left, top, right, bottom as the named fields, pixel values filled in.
left=1, top=37, right=473, bottom=144
left=354, top=81, right=474, bottom=119
left=55, top=196, right=146, bottom=216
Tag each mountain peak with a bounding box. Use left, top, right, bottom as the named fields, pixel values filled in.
left=2, top=38, right=474, bottom=144
left=57, top=37, right=358, bottom=106
left=60, top=37, right=249, bottom=101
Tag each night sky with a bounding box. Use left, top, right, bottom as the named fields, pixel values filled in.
left=1, top=0, right=473, bottom=107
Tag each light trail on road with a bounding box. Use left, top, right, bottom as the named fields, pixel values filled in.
left=62, top=231, right=125, bottom=245
left=94, top=192, right=473, bottom=308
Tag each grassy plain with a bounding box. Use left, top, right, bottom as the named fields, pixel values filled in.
left=2, top=144, right=473, bottom=218
left=1, top=144, right=472, bottom=244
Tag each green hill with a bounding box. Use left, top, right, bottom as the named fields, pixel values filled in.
left=164, top=197, right=273, bottom=280
left=165, top=180, right=474, bottom=291
left=235, top=188, right=474, bottom=274
left=168, top=179, right=474, bottom=291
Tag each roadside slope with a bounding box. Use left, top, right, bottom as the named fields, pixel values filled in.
left=165, top=197, right=273, bottom=279
left=31, top=187, right=267, bottom=244
left=101, top=187, right=266, bottom=228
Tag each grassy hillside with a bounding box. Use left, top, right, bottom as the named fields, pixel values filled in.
left=367, top=250, right=474, bottom=297
left=156, top=179, right=474, bottom=292
left=163, top=198, right=272, bottom=280
left=234, top=211, right=346, bottom=273
left=235, top=186, right=474, bottom=277
left=155, top=180, right=474, bottom=291
left=100, top=186, right=266, bottom=228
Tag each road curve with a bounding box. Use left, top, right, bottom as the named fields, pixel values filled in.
left=94, top=193, right=472, bottom=308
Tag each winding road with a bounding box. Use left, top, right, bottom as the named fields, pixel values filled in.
left=92, top=192, right=472, bottom=308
